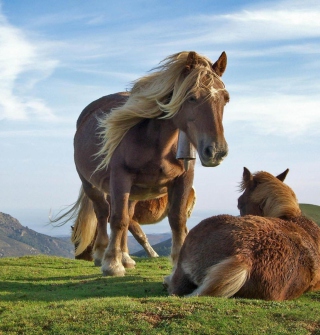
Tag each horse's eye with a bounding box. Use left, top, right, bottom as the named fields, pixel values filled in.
left=188, top=96, right=197, bottom=102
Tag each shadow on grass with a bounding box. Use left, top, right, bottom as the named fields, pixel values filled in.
left=0, top=257, right=170, bottom=302
left=0, top=275, right=168, bottom=302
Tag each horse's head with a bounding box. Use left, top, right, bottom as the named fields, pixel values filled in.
left=237, top=167, right=300, bottom=218
left=171, top=51, right=229, bottom=167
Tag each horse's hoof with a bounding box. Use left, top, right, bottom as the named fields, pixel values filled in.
left=101, top=262, right=126, bottom=277
left=122, top=253, right=136, bottom=268
left=123, top=261, right=136, bottom=269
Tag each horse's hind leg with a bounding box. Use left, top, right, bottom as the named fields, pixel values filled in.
left=92, top=205, right=109, bottom=266
left=81, top=180, right=110, bottom=266
left=129, top=220, right=159, bottom=258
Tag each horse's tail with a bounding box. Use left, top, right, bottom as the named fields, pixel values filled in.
left=50, top=187, right=97, bottom=256
left=188, top=255, right=251, bottom=297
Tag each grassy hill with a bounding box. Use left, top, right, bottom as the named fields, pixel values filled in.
left=300, top=203, right=320, bottom=226
left=1, top=255, right=319, bottom=334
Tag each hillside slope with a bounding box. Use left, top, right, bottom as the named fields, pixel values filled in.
left=300, top=203, right=320, bottom=225
left=0, top=212, right=73, bottom=258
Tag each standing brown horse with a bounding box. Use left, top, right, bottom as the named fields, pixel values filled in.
left=55, top=51, right=229, bottom=276
left=167, top=168, right=320, bottom=300
left=72, top=187, right=196, bottom=261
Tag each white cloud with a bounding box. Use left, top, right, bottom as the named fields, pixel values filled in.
left=0, top=10, right=58, bottom=120
left=228, top=94, right=320, bottom=137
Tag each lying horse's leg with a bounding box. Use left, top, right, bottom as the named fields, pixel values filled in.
left=128, top=220, right=159, bottom=258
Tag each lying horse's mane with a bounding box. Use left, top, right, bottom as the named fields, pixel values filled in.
left=240, top=170, right=301, bottom=218
left=96, top=51, right=229, bottom=170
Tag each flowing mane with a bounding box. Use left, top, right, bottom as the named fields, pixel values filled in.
left=240, top=170, right=301, bottom=218
left=96, top=51, right=228, bottom=170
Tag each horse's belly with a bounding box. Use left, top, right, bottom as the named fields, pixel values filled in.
left=129, top=184, right=168, bottom=200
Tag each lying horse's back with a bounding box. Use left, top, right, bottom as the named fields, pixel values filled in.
left=172, top=214, right=320, bottom=300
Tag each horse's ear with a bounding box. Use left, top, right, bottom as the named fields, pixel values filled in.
left=243, top=167, right=253, bottom=185
left=185, top=51, right=198, bottom=72
left=212, top=51, right=227, bottom=77
left=276, top=168, right=289, bottom=182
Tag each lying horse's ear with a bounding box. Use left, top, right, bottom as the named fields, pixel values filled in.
left=242, top=167, right=253, bottom=188
left=212, top=51, right=227, bottom=77
left=276, top=168, right=289, bottom=182
left=185, top=51, right=198, bottom=72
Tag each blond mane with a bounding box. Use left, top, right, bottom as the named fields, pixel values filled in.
left=96, top=51, right=226, bottom=170
left=241, top=171, right=301, bottom=218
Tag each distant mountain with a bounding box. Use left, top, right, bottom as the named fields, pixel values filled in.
left=132, top=238, right=172, bottom=257
left=0, top=211, right=172, bottom=259
left=2, top=203, right=318, bottom=260
left=0, top=212, right=74, bottom=258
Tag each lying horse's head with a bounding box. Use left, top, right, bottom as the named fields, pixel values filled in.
left=238, top=167, right=301, bottom=218
left=170, top=51, right=229, bottom=167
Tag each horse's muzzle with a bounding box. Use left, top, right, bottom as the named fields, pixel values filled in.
left=199, top=144, right=228, bottom=167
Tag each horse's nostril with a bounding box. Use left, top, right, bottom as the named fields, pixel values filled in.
left=204, top=146, right=214, bottom=157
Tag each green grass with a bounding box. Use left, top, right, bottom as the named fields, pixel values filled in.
left=1, top=256, right=320, bottom=334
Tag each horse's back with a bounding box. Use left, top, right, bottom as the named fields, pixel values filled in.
left=76, top=92, right=130, bottom=129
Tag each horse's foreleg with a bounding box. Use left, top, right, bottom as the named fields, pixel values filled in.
left=170, top=218, right=189, bottom=265
left=101, top=180, right=130, bottom=276
left=119, top=201, right=136, bottom=268
left=129, top=220, right=159, bottom=257
left=120, top=228, right=136, bottom=268
left=167, top=174, right=194, bottom=267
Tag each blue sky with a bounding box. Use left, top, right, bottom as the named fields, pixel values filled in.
left=1, top=0, right=319, bottom=236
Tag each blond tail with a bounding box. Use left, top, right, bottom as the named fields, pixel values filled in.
left=188, top=256, right=250, bottom=297
left=50, top=186, right=97, bottom=256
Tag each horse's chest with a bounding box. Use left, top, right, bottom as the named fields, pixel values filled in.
left=129, top=161, right=183, bottom=199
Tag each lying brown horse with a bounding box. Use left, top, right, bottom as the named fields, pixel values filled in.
left=167, top=167, right=320, bottom=300
left=54, top=51, right=229, bottom=276
left=72, top=187, right=196, bottom=262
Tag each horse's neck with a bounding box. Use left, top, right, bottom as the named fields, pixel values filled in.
left=144, top=117, right=179, bottom=148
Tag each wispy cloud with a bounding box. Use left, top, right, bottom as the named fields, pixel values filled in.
left=0, top=9, right=58, bottom=121
left=228, top=94, right=320, bottom=137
